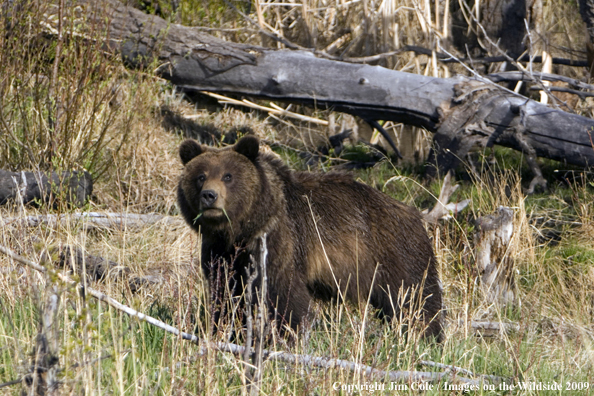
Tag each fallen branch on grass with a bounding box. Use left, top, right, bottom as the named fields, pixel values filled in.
left=487, top=71, right=594, bottom=91
left=0, top=212, right=182, bottom=230
left=463, top=320, right=520, bottom=336
left=0, top=242, right=486, bottom=386
left=418, top=360, right=504, bottom=384
left=201, top=92, right=329, bottom=126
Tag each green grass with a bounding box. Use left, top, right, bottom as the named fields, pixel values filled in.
left=2, top=288, right=593, bottom=394
left=3, top=145, right=594, bottom=395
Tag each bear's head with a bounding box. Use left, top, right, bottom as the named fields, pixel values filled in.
left=178, top=136, right=260, bottom=230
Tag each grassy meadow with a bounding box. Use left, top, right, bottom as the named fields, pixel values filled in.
left=1, top=0, right=594, bottom=394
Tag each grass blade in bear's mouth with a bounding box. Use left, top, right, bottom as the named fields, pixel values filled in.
left=222, top=208, right=232, bottom=227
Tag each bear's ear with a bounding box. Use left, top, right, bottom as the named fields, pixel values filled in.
left=233, top=135, right=259, bottom=162
left=179, top=139, right=204, bottom=165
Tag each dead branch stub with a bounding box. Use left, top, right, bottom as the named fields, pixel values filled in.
left=422, top=171, right=471, bottom=224
left=243, top=235, right=271, bottom=395
left=474, top=207, right=515, bottom=304
left=426, top=79, right=565, bottom=193
left=21, top=277, right=61, bottom=396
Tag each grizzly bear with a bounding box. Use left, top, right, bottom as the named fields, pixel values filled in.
left=178, top=136, right=443, bottom=341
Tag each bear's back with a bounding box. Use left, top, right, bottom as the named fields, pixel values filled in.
left=270, top=165, right=437, bottom=306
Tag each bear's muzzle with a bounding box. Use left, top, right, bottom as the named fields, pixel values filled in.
left=200, top=189, right=218, bottom=207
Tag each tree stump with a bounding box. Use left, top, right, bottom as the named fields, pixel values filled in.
left=474, top=207, right=516, bottom=304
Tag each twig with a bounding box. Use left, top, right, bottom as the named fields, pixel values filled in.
left=435, top=41, right=521, bottom=99
left=342, top=49, right=406, bottom=63
left=528, top=86, right=594, bottom=99
left=0, top=378, right=22, bottom=389
left=222, top=0, right=304, bottom=51
left=243, top=256, right=258, bottom=373
left=0, top=243, right=484, bottom=386
left=200, top=91, right=328, bottom=125
left=460, top=2, right=565, bottom=111
left=444, top=54, right=587, bottom=67
left=487, top=71, right=594, bottom=92
left=489, top=70, right=594, bottom=100
left=338, top=45, right=588, bottom=66
left=419, top=360, right=476, bottom=377
left=191, top=27, right=259, bottom=33
left=365, top=119, right=402, bottom=158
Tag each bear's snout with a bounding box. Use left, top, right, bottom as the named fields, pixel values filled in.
left=200, top=189, right=218, bottom=207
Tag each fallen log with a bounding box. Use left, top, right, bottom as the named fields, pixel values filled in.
left=0, top=170, right=92, bottom=208
left=44, top=1, right=594, bottom=177
left=0, top=212, right=181, bottom=230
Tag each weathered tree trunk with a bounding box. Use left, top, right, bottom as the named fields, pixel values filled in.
left=45, top=1, right=594, bottom=175
left=0, top=170, right=92, bottom=207
left=474, top=207, right=516, bottom=304
left=449, top=0, right=542, bottom=59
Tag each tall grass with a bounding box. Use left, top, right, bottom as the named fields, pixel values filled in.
left=1, top=1, right=123, bottom=175
left=2, top=152, right=594, bottom=395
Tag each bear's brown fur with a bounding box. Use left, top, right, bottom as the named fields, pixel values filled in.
left=178, top=136, right=443, bottom=341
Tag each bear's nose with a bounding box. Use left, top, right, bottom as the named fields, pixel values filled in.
left=200, top=190, right=218, bottom=207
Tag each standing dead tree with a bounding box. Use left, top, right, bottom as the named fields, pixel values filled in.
left=41, top=0, right=594, bottom=179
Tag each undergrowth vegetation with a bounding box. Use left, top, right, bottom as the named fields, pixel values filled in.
left=1, top=0, right=594, bottom=395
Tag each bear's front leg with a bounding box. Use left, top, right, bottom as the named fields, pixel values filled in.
left=265, top=269, right=312, bottom=335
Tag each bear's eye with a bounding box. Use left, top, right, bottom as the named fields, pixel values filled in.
left=197, top=174, right=206, bottom=183
left=223, top=173, right=232, bottom=182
